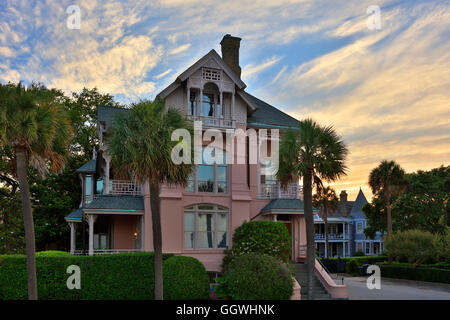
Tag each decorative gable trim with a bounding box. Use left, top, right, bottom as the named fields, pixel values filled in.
left=156, top=49, right=246, bottom=99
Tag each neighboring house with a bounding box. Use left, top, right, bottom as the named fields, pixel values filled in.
left=313, top=189, right=384, bottom=257
left=65, top=34, right=318, bottom=272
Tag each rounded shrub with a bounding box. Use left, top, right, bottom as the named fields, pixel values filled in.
left=163, top=256, right=210, bottom=300
left=35, top=250, right=71, bottom=257
left=231, top=221, right=291, bottom=262
left=345, top=259, right=359, bottom=275
left=219, top=253, right=293, bottom=300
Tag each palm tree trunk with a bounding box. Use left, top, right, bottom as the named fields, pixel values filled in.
left=386, top=187, right=393, bottom=265
left=149, top=182, right=163, bottom=300
left=324, top=209, right=329, bottom=258
left=303, top=171, right=315, bottom=300
left=15, top=147, right=38, bottom=300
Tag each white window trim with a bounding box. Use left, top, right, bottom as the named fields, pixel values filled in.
left=184, top=204, right=229, bottom=250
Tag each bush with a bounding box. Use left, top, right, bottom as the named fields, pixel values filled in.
left=35, top=251, right=71, bottom=257
left=377, top=263, right=450, bottom=284
left=384, top=230, right=442, bottom=266
left=345, top=260, right=359, bottom=275
left=222, top=221, right=290, bottom=273
left=320, top=256, right=387, bottom=273
left=217, top=253, right=293, bottom=300
left=0, top=252, right=187, bottom=300
left=353, top=250, right=365, bottom=256
left=163, top=256, right=209, bottom=300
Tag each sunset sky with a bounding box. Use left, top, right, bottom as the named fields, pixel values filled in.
left=1, top=0, right=449, bottom=200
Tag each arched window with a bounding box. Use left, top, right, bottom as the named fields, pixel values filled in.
left=184, top=204, right=228, bottom=249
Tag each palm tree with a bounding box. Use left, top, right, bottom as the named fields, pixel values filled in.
left=277, top=118, right=348, bottom=300
left=313, top=186, right=339, bottom=258
left=0, top=82, right=72, bottom=300
left=368, top=160, right=407, bottom=264
left=106, top=99, right=194, bottom=300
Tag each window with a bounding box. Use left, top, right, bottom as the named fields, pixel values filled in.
left=185, top=147, right=228, bottom=194
left=202, top=93, right=215, bottom=117
left=202, top=68, right=221, bottom=81
left=85, top=174, right=93, bottom=204
left=184, top=204, right=228, bottom=249
left=189, top=91, right=197, bottom=116
left=365, top=242, right=371, bottom=255
left=357, top=222, right=363, bottom=233
left=357, top=242, right=363, bottom=252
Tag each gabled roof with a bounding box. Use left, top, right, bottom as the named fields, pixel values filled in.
left=76, top=159, right=97, bottom=174
left=98, top=105, right=130, bottom=131
left=157, top=49, right=246, bottom=100
left=246, top=93, right=299, bottom=129
left=84, top=195, right=144, bottom=211
left=349, top=189, right=368, bottom=217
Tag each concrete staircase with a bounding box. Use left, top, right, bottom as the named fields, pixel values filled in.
left=294, top=263, right=332, bottom=300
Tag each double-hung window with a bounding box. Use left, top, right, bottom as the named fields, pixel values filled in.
left=184, top=205, right=228, bottom=249
left=185, top=147, right=228, bottom=194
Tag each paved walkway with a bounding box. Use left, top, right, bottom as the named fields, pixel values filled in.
left=340, top=275, right=450, bottom=300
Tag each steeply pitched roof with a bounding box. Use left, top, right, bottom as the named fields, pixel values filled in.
left=65, top=208, right=82, bottom=221
left=98, top=105, right=130, bottom=131
left=76, top=159, right=97, bottom=173
left=260, top=199, right=319, bottom=214
left=84, top=195, right=144, bottom=211
left=246, top=93, right=299, bottom=129
left=349, top=189, right=368, bottom=217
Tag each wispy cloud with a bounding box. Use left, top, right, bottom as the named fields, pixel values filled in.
left=242, top=56, right=282, bottom=79
left=169, top=43, right=191, bottom=55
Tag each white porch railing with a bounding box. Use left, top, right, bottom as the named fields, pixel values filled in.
left=73, top=249, right=143, bottom=255
left=258, top=182, right=303, bottom=199
left=188, top=115, right=235, bottom=128
left=109, top=180, right=142, bottom=195
left=315, top=233, right=348, bottom=240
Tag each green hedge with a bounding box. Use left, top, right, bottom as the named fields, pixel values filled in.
left=222, top=221, right=291, bottom=272
left=163, top=256, right=210, bottom=300
left=320, top=256, right=388, bottom=273
left=217, top=253, right=293, bottom=300
left=0, top=252, right=214, bottom=300
left=377, top=263, right=450, bottom=284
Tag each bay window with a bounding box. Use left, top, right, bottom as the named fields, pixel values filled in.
left=184, top=204, right=228, bottom=249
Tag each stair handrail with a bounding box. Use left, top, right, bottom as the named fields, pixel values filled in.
left=316, top=254, right=344, bottom=285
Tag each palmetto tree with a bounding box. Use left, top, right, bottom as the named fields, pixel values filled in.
left=0, top=82, right=72, bottom=300
left=313, top=186, right=339, bottom=258
left=368, top=160, right=407, bottom=264
left=106, top=100, right=194, bottom=300
left=278, top=118, right=348, bottom=300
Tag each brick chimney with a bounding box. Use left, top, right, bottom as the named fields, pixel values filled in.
left=339, top=190, right=348, bottom=216
left=220, top=34, right=242, bottom=78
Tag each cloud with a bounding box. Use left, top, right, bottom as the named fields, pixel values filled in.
left=169, top=43, right=191, bottom=55
left=154, top=68, right=173, bottom=79
left=242, top=56, right=282, bottom=79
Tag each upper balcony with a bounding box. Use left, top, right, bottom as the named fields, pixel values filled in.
left=84, top=179, right=142, bottom=206
left=258, top=182, right=303, bottom=200
left=187, top=115, right=235, bottom=129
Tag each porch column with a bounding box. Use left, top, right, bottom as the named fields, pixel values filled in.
left=140, top=215, right=144, bottom=251
left=186, top=86, right=190, bottom=113
left=104, top=156, right=110, bottom=195
left=231, top=91, right=235, bottom=122
left=343, top=222, right=346, bottom=239
left=219, top=90, right=223, bottom=118
left=273, top=214, right=277, bottom=222
left=199, top=89, right=203, bottom=116
left=88, top=214, right=97, bottom=256
left=343, top=241, right=345, bottom=257
left=69, top=222, right=76, bottom=254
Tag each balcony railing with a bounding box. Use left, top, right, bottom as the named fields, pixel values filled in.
left=314, top=233, right=348, bottom=240
left=73, top=249, right=143, bottom=255
left=188, top=115, right=235, bottom=128
left=109, top=180, right=142, bottom=195
left=258, top=182, right=303, bottom=199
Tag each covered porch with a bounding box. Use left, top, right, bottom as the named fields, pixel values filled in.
left=65, top=195, right=145, bottom=255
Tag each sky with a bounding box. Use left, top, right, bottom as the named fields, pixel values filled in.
left=1, top=0, right=449, bottom=200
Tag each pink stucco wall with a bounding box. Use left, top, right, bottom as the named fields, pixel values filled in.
left=113, top=215, right=138, bottom=249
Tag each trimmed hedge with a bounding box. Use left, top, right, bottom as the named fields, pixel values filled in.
left=377, top=263, right=450, bottom=284
left=0, top=252, right=215, bottom=300
left=163, top=256, right=209, bottom=300
left=222, top=221, right=291, bottom=272
left=321, top=256, right=388, bottom=273
left=217, top=253, right=293, bottom=300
